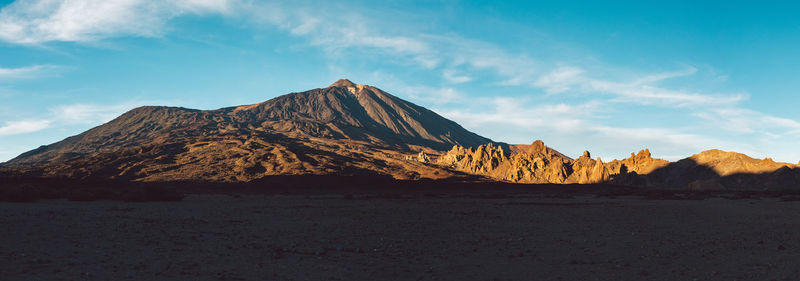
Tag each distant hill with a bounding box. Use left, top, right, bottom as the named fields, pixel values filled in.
left=436, top=143, right=800, bottom=190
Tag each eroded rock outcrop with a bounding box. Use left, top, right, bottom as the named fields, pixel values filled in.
left=436, top=143, right=507, bottom=174
left=404, top=151, right=429, bottom=163
left=436, top=140, right=613, bottom=184
left=433, top=141, right=800, bottom=190
left=563, top=151, right=609, bottom=184
left=500, top=149, right=571, bottom=183
left=606, top=149, right=669, bottom=175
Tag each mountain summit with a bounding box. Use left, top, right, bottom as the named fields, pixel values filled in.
left=329, top=78, right=358, bottom=87
left=2, top=80, right=490, bottom=182
left=230, top=79, right=490, bottom=150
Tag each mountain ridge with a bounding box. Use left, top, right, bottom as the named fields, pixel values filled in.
left=4, top=80, right=491, bottom=168
left=0, top=80, right=493, bottom=182
left=435, top=142, right=800, bottom=190
left=2, top=79, right=799, bottom=190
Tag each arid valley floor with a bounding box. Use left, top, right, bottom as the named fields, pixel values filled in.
left=2, top=188, right=799, bottom=281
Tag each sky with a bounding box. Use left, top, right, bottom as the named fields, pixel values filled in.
left=1, top=0, right=800, bottom=163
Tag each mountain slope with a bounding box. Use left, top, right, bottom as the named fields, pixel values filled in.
left=2, top=80, right=491, bottom=182
left=640, top=149, right=800, bottom=190
left=229, top=79, right=489, bottom=149
left=433, top=142, right=800, bottom=190
left=6, top=79, right=797, bottom=190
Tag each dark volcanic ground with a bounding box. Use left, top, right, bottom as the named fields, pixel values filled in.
left=2, top=193, right=799, bottom=281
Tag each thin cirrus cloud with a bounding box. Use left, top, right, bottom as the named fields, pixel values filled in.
left=0, top=102, right=145, bottom=137
left=531, top=65, right=746, bottom=107
left=1, top=0, right=800, bottom=161
left=442, top=69, right=472, bottom=84
left=0, top=0, right=734, bottom=108
left=365, top=71, right=465, bottom=104
left=244, top=2, right=441, bottom=68
left=0, top=0, right=234, bottom=44
left=693, top=108, right=800, bottom=136
left=50, top=103, right=138, bottom=124
left=0, top=64, right=62, bottom=80
left=0, top=119, right=51, bottom=136
left=243, top=2, right=752, bottom=111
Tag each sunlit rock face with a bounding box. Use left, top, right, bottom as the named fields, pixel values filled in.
left=432, top=141, right=800, bottom=190
left=436, top=140, right=612, bottom=184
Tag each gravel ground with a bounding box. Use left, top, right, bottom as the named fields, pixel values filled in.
left=2, top=193, right=799, bottom=280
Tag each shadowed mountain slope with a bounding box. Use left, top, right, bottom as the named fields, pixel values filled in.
left=636, top=149, right=800, bottom=190
left=2, top=80, right=491, bottom=182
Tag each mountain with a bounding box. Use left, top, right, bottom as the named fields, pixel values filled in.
left=3, top=79, right=799, bottom=190
left=639, top=149, right=800, bottom=190
left=2, top=79, right=491, bottom=182
left=433, top=142, right=800, bottom=190
left=232, top=79, right=490, bottom=149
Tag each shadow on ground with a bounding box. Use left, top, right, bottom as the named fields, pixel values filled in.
left=3, top=174, right=800, bottom=202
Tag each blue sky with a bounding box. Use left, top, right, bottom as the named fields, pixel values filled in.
left=1, top=0, right=800, bottom=162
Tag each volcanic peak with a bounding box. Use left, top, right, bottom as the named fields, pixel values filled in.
left=329, top=78, right=359, bottom=88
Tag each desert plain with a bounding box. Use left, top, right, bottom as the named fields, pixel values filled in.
left=2, top=186, right=799, bottom=281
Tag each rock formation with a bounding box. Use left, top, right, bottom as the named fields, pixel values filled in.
left=605, top=149, right=670, bottom=175
left=411, top=151, right=430, bottom=163
left=435, top=140, right=612, bottom=184
left=432, top=142, right=800, bottom=190
left=436, top=143, right=507, bottom=175
left=3, top=79, right=799, bottom=190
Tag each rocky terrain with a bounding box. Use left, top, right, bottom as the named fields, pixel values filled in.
left=1, top=79, right=799, bottom=190
left=2, top=79, right=800, bottom=281
left=3, top=192, right=800, bottom=281
left=1, top=80, right=488, bottom=182
left=641, top=149, right=800, bottom=190
left=432, top=140, right=799, bottom=190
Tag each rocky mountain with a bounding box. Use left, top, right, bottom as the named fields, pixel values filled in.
left=639, top=149, right=800, bottom=190
left=231, top=79, right=490, bottom=150
left=435, top=140, right=615, bottom=184
left=3, top=79, right=799, bottom=190
left=1, top=79, right=491, bottom=182
left=431, top=141, right=800, bottom=190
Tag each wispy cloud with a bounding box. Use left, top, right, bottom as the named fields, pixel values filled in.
left=533, top=66, right=584, bottom=94
left=2, top=0, right=799, bottom=162
left=51, top=103, right=136, bottom=124
left=0, top=101, right=153, bottom=137
left=693, top=108, right=800, bottom=135
left=0, top=1, right=741, bottom=107
left=589, top=78, right=747, bottom=107
left=256, top=9, right=747, bottom=109
left=0, top=119, right=51, bottom=136
left=437, top=97, right=741, bottom=160
left=0, top=64, right=62, bottom=80
left=366, top=72, right=464, bottom=104
left=440, top=98, right=604, bottom=131
left=0, top=0, right=233, bottom=44
left=442, top=69, right=472, bottom=84
left=528, top=65, right=746, bottom=107
left=243, top=2, right=440, bottom=68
